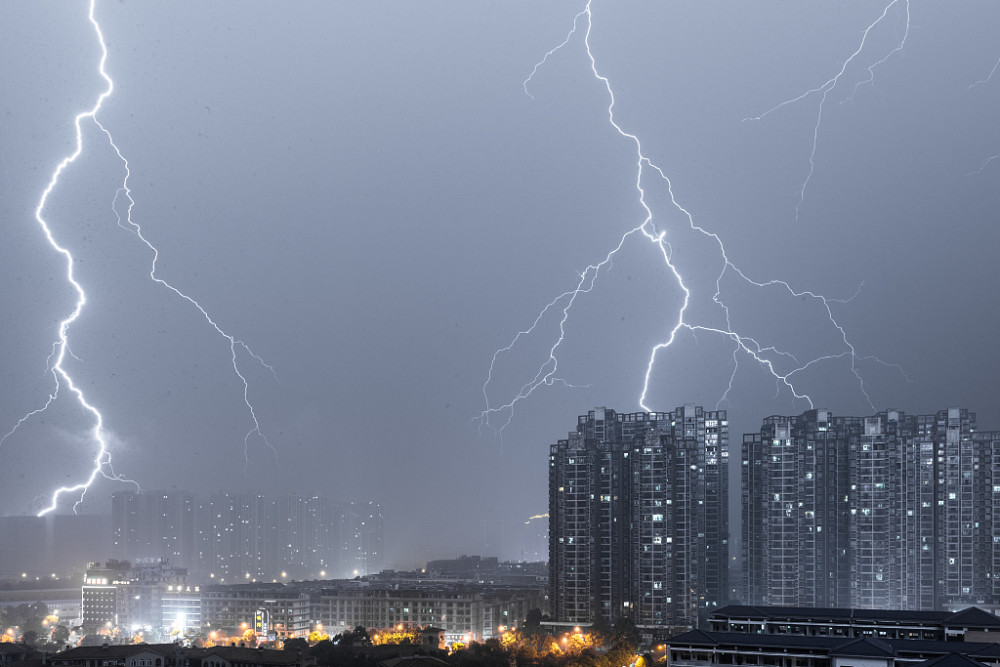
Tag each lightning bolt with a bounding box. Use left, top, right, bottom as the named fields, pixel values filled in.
left=967, top=55, right=1000, bottom=92
left=3, top=0, right=274, bottom=515
left=744, top=0, right=910, bottom=221
left=968, top=154, right=1000, bottom=176
left=479, top=1, right=904, bottom=435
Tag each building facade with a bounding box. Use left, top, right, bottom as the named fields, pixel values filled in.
left=313, top=582, right=545, bottom=643
left=665, top=606, right=1000, bottom=667
left=113, top=492, right=197, bottom=572
left=743, top=407, right=1000, bottom=610
left=549, top=406, right=729, bottom=630
left=81, top=560, right=196, bottom=634
left=200, top=583, right=311, bottom=640
left=110, top=492, right=384, bottom=581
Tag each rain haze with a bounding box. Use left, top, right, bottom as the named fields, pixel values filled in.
left=1, top=1, right=998, bottom=569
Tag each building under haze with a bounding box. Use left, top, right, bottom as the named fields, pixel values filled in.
left=113, top=491, right=197, bottom=571
left=743, top=407, right=1000, bottom=611
left=549, top=406, right=729, bottom=630
left=109, top=492, right=383, bottom=581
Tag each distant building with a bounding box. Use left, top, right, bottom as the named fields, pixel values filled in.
left=743, top=408, right=1000, bottom=611
left=312, top=580, right=544, bottom=643
left=548, top=406, right=729, bottom=630
left=425, top=555, right=499, bottom=577
left=108, top=492, right=384, bottom=581
left=112, top=491, right=197, bottom=571
left=81, top=560, right=196, bottom=634
left=197, top=493, right=269, bottom=581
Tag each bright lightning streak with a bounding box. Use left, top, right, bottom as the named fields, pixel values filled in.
left=744, top=0, right=910, bottom=221
left=0, top=0, right=137, bottom=516
left=4, top=0, right=274, bottom=515
left=479, top=1, right=903, bottom=434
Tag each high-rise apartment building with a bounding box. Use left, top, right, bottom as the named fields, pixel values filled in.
left=549, top=406, right=729, bottom=630
left=742, top=407, right=1000, bottom=610
left=111, top=491, right=384, bottom=580
left=112, top=491, right=197, bottom=570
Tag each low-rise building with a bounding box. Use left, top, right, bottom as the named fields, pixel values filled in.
left=200, top=584, right=310, bottom=640
left=708, top=606, right=1000, bottom=642
left=81, top=561, right=198, bottom=635
left=665, top=606, right=1000, bottom=667
left=313, top=581, right=545, bottom=643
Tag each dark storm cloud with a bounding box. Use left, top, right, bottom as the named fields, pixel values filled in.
left=0, top=1, right=998, bottom=566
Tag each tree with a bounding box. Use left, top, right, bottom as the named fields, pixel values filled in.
left=284, top=638, right=308, bottom=653
left=50, top=625, right=70, bottom=647
left=524, top=608, right=544, bottom=636
left=308, top=629, right=330, bottom=644
left=611, top=615, right=639, bottom=650
left=351, top=626, right=371, bottom=647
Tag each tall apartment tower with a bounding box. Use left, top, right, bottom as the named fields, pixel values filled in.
left=743, top=407, right=1000, bottom=610
left=197, top=492, right=268, bottom=579
left=549, top=406, right=729, bottom=630
left=112, top=491, right=196, bottom=570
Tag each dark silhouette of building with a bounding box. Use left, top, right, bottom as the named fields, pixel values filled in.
left=549, top=406, right=729, bottom=630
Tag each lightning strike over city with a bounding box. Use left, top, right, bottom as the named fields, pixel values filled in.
left=479, top=0, right=999, bottom=448
left=1, top=1, right=997, bottom=566
left=1, top=0, right=274, bottom=515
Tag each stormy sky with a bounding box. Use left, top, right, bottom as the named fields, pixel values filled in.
left=1, top=1, right=998, bottom=568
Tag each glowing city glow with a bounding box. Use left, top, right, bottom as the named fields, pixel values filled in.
left=3, top=0, right=274, bottom=515
left=479, top=1, right=910, bottom=435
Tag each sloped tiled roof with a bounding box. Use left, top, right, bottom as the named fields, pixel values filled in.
left=377, top=657, right=450, bottom=667
left=196, top=647, right=304, bottom=665
left=51, top=645, right=176, bottom=661
left=830, top=636, right=895, bottom=657
left=944, top=608, right=1000, bottom=629
left=712, top=605, right=953, bottom=624
left=913, top=652, right=993, bottom=667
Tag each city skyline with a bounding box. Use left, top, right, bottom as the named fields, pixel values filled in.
left=1, top=1, right=998, bottom=568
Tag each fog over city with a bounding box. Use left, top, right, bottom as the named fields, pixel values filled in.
left=1, top=1, right=998, bottom=568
